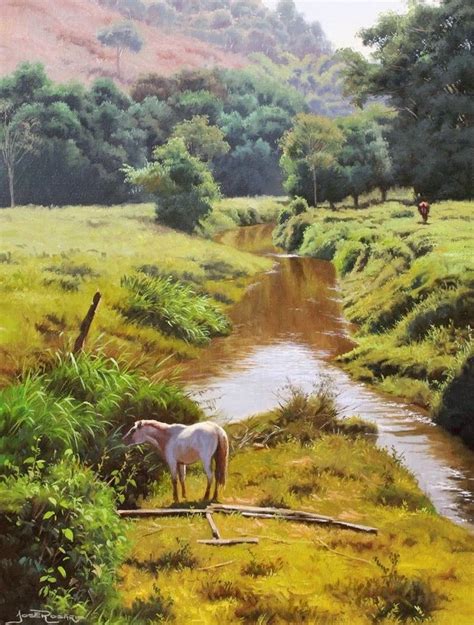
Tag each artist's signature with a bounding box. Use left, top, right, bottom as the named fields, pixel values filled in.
left=6, top=610, right=85, bottom=624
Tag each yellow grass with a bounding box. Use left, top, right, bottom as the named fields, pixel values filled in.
left=120, top=431, right=474, bottom=624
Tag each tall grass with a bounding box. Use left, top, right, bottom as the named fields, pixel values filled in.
left=121, top=273, right=231, bottom=345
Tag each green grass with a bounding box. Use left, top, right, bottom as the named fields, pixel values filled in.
left=274, top=198, right=474, bottom=446
left=0, top=202, right=272, bottom=383
left=199, top=196, right=284, bottom=237
left=120, top=388, right=473, bottom=625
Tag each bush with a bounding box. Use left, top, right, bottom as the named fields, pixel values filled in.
left=0, top=459, right=128, bottom=621
left=289, top=196, right=309, bottom=216
left=121, top=272, right=231, bottom=345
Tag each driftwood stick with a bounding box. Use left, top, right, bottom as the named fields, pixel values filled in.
left=205, top=512, right=222, bottom=540
left=210, top=504, right=378, bottom=534
left=118, top=508, right=207, bottom=518
left=197, top=538, right=259, bottom=546
left=73, top=291, right=101, bottom=354
left=197, top=560, right=235, bottom=571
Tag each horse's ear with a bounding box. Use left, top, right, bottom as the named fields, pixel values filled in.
left=137, top=421, right=143, bottom=429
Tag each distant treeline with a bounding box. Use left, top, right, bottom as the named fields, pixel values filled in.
left=98, top=0, right=332, bottom=60
left=95, top=0, right=351, bottom=117
left=0, top=64, right=306, bottom=206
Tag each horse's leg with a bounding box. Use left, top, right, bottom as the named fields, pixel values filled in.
left=202, top=457, right=213, bottom=501
left=178, top=463, right=187, bottom=499
left=168, top=462, right=179, bottom=503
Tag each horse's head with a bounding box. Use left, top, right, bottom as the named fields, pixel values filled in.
left=122, top=420, right=147, bottom=446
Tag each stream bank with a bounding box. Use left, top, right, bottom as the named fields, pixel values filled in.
left=181, top=223, right=474, bottom=527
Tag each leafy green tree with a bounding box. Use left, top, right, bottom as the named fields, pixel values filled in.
left=124, top=137, right=220, bottom=232
left=171, top=115, right=229, bottom=162
left=97, top=21, right=143, bottom=79
left=337, top=113, right=392, bottom=207
left=340, top=0, right=473, bottom=199
left=281, top=113, right=344, bottom=206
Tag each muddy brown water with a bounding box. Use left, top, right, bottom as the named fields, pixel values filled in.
left=182, top=223, right=474, bottom=527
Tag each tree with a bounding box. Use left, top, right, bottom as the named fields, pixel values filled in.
left=340, top=0, right=473, bottom=199
left=337, top=112, right=392, bottom=207
left=123, top=137, right=220, bottom=232
left=97, top=21, right=143, bottom=79
left=281, top=113, right=344, bottom=206
left=171, top=115, right=229, bottom=162
left=0, top=102, right=38, bottom=207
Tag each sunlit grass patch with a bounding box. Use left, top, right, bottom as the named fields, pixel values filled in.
left=0, top=202, right=272, bottom=382
left=120, top=406, right=473, bottom=624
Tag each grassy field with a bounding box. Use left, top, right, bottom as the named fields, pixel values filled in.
left=0, top=201, right=277, bottom=383
left=120, top=388, right=474, bottom=625
left=274, top=198, right=474, bottom=446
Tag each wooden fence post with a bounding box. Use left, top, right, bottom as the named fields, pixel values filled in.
left=73, top=291, right=101, bottom=354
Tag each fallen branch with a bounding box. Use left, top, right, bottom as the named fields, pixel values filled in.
left=197, top=560, right=236, bottom=572
left=118, top=508, right=207, bottom=518
left=209, top=504, right=378, bottom=534
left=205, top=512, right=222, bottom=540
left=118, top=505, right=378, bottom=534
left=197, top=538, right=259, bottom=546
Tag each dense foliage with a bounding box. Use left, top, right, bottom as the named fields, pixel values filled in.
left=100, top=0, right=331, bottom=60
left=97, top=0, right=351, bottom=116
left=0, top=63, right=306, bottom=206
left=281, top=107, right=393, bottom=207
left=124, top=137, right=221, bottom=231
left=0, top=353, right=203, bottom=620
left=340, top=0, right=473, bottom=200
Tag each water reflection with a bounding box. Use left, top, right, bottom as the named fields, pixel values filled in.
left=183, top=225, right=474, bottom=526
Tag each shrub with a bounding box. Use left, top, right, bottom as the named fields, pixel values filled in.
left=435, top=352, right=474, bottom=447
left=289, top=196, right=309, bottom=216
left=0, top=459, right=128, bottom=621
left=121, top=273, right=231, bottom=345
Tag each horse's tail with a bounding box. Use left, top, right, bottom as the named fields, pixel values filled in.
left=214, top=427, right=229, bottom=487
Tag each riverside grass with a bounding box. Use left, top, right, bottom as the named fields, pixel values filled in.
left=0, top=200, right=274, bottom=383
left=119, top=400, right=474, bottom=625
left=273, top=197, right=474, bottom=445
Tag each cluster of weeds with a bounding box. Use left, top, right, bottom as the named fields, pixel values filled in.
left=200, top=579, right=253, bottom=603
left=353, top=553, right=440, bottom=622
left=372, top=473, right=434, bottom=512
left=123, top=584, right=173, bottom=623
left=241, top=557, right=283, bottom=578
left=127, top=540, right=199, bottom=574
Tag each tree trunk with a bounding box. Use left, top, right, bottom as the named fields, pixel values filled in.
left=7, top=164, right=14, bottom=208
left=116, top=47, right=122, bottom=79
left=312, top=166, right=317, bottom=207
left=353, top=194, right=359, bottom=209
left=380, top=187, right=387, bottom=202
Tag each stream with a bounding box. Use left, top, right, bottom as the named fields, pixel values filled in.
left=183, top=223, right=474, bottom=527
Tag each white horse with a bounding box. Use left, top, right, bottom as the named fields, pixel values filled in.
left=122, top=419, right=229, bottom=502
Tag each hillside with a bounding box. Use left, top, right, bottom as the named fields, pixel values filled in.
left=0, top=0, right=245, bottom=86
